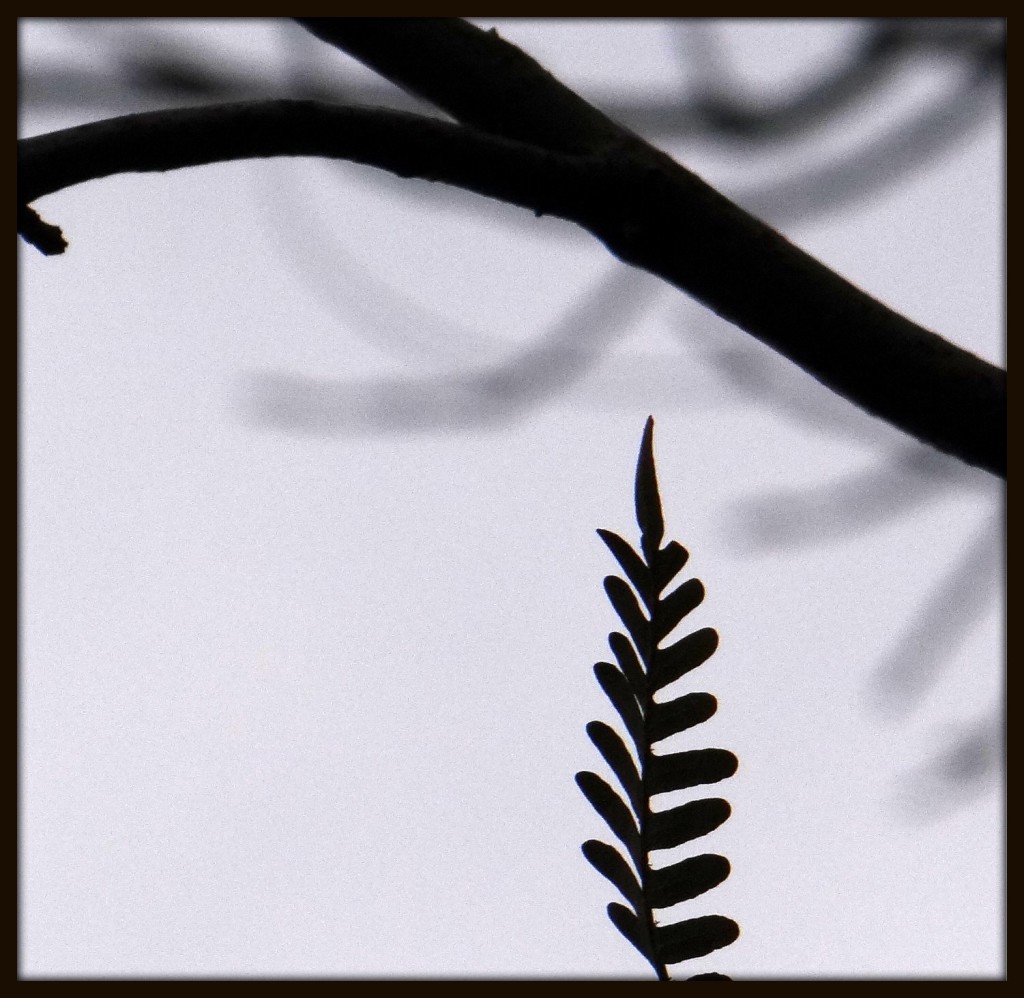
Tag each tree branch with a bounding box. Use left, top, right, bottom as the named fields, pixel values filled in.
left=17, top=100, right=589, bottom=217
left=18, top=21, right=1005, bottom=478
left=582, top=147, right=1005, bottom=479
left=294, top=17, right=634, bottom=154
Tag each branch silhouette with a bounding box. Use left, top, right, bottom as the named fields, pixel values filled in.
left=17, top=18, right=1005, bottom=477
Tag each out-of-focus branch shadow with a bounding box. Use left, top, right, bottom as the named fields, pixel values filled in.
left=727, top=450, right=988, bottom=550
left=666, top=19, right=1002, bottom=142
left=732, top=54, right=1002, bottom=226
left=867, top=515, right=1002, bottom=719
left=704, top=342, right=934, bottom=449
left=894, top=709, right=1004, bottom=823
left=238, top=265, right=660, bottom=434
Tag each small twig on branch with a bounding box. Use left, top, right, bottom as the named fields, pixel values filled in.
left=17, top=203, right=67, bottom=256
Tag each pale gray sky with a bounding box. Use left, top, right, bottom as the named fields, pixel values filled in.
left=21, top=19, right=1004, bottom=979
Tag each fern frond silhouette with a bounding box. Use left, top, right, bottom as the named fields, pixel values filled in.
left=577, top=416, right=739, bottom=981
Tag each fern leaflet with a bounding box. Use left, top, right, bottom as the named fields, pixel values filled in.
left=577, top=416, right=739, bottom=981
